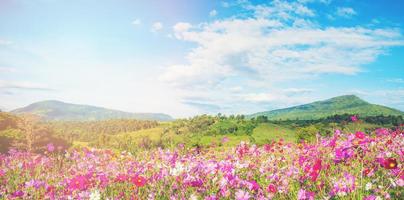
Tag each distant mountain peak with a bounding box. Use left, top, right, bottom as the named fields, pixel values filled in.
left=12, top=100, right=173, bottom=121
left=325, top=95, right=366, bottom=102
left=249, top=95, right=403, bottom=120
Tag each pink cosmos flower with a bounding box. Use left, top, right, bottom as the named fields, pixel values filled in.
left=350, top=115, right=358, bottom=122
left=10, top=190, right=24, bottom=199
left=248, top=180, right=260, bottom=191
left=188, top=179, right=203, bottom=187
left=355, top=131, right=365, bottom=139
left=375, top=128, right=389, bottom=136
left=204, top=195, right=218, bottom=200
left=330, top=173, right=356, bottom=196
left=309, top=159, right=322, bottom=181
left=267, top=184, right=277, bottom=193
left=68, top=175, right=89, bottom=191
left=131, top=175, right=147, bottom=187
left=222, top=136, right=229, bottom=143
left=47, top=143, right=55, bottom=152
left=235, top=190, right=250, bottom=200
left=396, top=179, right=404, bottom=187
left=178, top=143, right=185, bottom=149
left=383, top=158, right=398, bottom=169
left=298, top=189, right=315, bottom=200
left=115, top=174, right=129, bottom=183
left=363, top=195, right=377, bottom=200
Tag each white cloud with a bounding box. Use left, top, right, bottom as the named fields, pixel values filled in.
left=0, top=39, right=12, bottom=45
left=222, top=2, right=230, bottom=8
left=132, top=19, right=141, bottom=25
left=241, top=88, right=316, bottom=108
left=151, top=22, right=163, bottom=33
left=336, top=7, right=357, bottom=18
left=0, top=80, right=54, bottom=91
left=298, top=0, right=332, bottom=4
left=173, top=22, right=192, bottom=34
left=209, top=9, right=217, bottom=17
left=350, top=89, right=404, bottom=110
left=160, top=0, right=404, bottom=113
left=0, top=67, right=17, bottom=73
left=387, top=78, right=404, bottom=84
left=283, top=88, right=314, bottom=94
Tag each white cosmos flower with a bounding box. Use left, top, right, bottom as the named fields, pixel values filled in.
left=365, top=182, right=372, bottom=191
left=189, top=193, right=198, bottom=200
left=170, top=162, right=185, bottom=176
left=89, top=190, right=101, bottom=200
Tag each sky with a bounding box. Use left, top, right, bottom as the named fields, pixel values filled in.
left=0, top=0, right=404, bottom=118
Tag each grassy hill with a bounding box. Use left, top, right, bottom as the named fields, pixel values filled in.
left=12, top=100, right=173, bottom=121
left=249, top=95, right=404, bottom=120
left=97, top=122, right=298, bottom=152
left=252, top=123, right=296, bottom=144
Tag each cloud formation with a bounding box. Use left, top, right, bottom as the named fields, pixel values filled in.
left=0, top=80, right=54, bottom=91
left=336, top=7, right=357, bottom=18
left=209, top=9, right=217, bottom=17
left=151, top=22, right=163, bottom=33
left=160, top=0, right=403, bottom=113
left=132, top=19, right=141, bottom=25
left=0, top=67, right=17, bottom=73
left=0, top=39, right=12, bottom=45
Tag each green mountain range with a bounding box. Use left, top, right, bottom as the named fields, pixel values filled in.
left=11, top=100, right=173, bottom=121
left=249, top=95, right=404, bottom=120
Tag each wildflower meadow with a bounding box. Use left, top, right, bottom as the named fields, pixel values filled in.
left=0, top=126, right=402, bottom=200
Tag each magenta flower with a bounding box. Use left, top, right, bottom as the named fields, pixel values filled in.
left=355, top=131, right=365, bottom=139
left=375, top=128, right=389, bottom=136
left=47, top=143, right=55, bottom=152
left=188, top=179, right=203, bottom=187
left=350, top=115, right=358, bottom=122
left=222, top=136, right=229, bottom=143
left=115, top=174, right=129, bottom=183
left=248, top=180, right=260, bottom=191
left=383, top=158, right=398, bottom=169
left=267, top=184, right=277, bottom=193
left=204, top=195, right=218, bottom=200
left=309, top=159, right=322, bottom=181
left=298, top=189, right=315, bottom=200
left=68, top=175, right=89, bottom=191
left=10, top=190, right=24, bottom=199
left=131, top=175, right=147, bottom=187
left=330, top=173, right=356, bottom=196
left=363, top=195, right=377, bottom=200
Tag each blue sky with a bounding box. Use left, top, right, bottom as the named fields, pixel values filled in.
left=0, top=0, right=403, bottom=117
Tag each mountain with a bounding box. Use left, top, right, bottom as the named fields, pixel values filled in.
left=11, top=100, right=173, bottom=121
left=249, top=95, right=404, bottom=120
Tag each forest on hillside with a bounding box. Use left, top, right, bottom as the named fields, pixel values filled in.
left=1, top=111, right=402, bottom=154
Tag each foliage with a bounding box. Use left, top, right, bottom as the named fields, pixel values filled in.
left=296, top=125, right=319, bottom=142
left=0, top=112, right=70, bottom=154
left=249, top=95, right=404, bottom=120
left=272, top=113, right=404, bottom=127
left=169, top=114, right=257, bottom=136
left=46, top=119, right=159, bottom=143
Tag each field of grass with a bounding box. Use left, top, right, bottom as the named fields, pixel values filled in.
left=103, top=122, right=385, bottom=151
left=105, top=122, right=297, bottom=150
left=252, top=123, right=296, bottom=143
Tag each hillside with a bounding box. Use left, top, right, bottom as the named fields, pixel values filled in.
left=249, top=95, right=404, bottom=120
left=11, top=100, right=173, bottom=121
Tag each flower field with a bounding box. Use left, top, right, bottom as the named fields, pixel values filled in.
left=0, top=128, right=403, bottom=200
